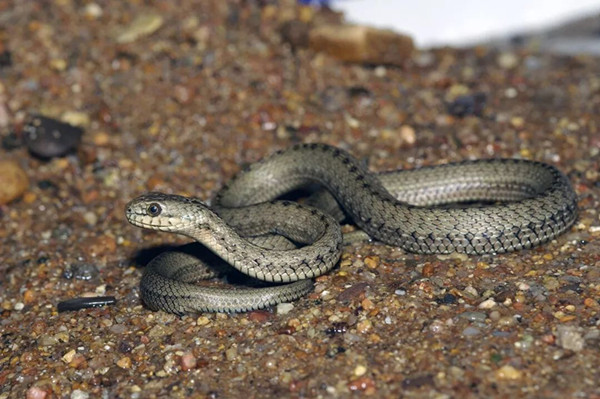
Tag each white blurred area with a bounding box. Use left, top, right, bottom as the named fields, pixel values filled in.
left=333, top=0, right=600, bottom=47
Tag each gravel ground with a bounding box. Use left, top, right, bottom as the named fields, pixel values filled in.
left=1, top=1, right=600, bottom=398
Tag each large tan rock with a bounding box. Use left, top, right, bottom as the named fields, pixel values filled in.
left=309, top=24, right=414, bottom=65
left=0, top=160, right=29, bottom=205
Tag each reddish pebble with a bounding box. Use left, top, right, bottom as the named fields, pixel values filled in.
left=422, top=263, right=435, bottom=277
left=180, top=352, right=197, bottom=371
left=247, top=310, right=272, bottom=323
left=26, top=386, right=48, bottom=399
left=174, top=84, right=194, bottom=104
left=541, top=334, right=556, bottom=344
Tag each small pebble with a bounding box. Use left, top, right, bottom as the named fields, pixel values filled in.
left=247, top=310, right=272, bottom=323
left=0, top=160, right=29, bottom=205
left=276, top=303, right=294, bottom=315
left=225, top=346, right=237, bottom=361
left=497, top=52, right=519, bottom=69
left=180, top=352, right=197, bottom=370
left=83, top=2, right=103, bottom=18
left=116, top=13, right=164, bottom=43
left=26, top=387, right=48, bottom=399
left=505, top=87, right=518, bottom=98
left=83, top=211, right=98, bottom=226
left=364, top=256, right=379, bottom=269
left=354, top=364, right=367, bottom=377
left=92, top=132, right=110, bottom=146
left=555, top=325, right=585, bottom=352
left=70, top=390, right=89, bottom=399
left=399, top=125, right=416, bottom=145
left=173, top=85, right=193, bottom=104
left=462, top=326, right=481, bottom=336
left=478, top=298, right=497, bottom=309
left=39, top=335, right=59, bottom=347
left=459, top=312, right=487, bottom=322
left=116, top=356, right=132, bottom=369
left=495, top=365, right=522, bottom=380
left=62, top=349, right=76, bottom=363
left=447, top=93, right=486, bottom=117
left=489, top=310, right=501, bottom=320
left=497, top=316, right=516, bottom=327
left=61, top=111, right=90, bottom=127
left=337, top=282, right=369, bottom=302
left=584, top=298, right=600, bottom=308
left=356, top=319, right=372, bottom=334
left=436, top=293, right=457, bottom=305
left=109, top=324, right=127, bottom=334
left=361, top=298, right=375, bottom=310
left=422, top=263, right=435, bottom=277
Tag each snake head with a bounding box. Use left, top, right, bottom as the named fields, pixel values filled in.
left=125, top=192, right=211, bottom=232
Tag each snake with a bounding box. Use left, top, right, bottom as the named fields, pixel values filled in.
left=125, top=143, right=578, bottom=314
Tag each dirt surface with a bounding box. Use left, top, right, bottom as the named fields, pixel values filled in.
left=1, top=1, right=600, bottom=398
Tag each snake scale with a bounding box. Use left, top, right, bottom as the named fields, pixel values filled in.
left=125, top=143, right=578, bottom=314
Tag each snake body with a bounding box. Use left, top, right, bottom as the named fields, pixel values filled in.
left=125, top=143, right=578, bottom=314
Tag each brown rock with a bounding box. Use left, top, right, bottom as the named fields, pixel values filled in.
left=422, top=263, right=435, bottom=277
left=0, top=160, right=29, bottom=205
left=309, top=24, right=414, bottom=65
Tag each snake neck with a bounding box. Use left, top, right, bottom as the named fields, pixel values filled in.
left=182, top=202, right=342, bottom=283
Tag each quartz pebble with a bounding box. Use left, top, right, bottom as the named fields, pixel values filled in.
left=556, top=325, right=585, bottom=352
left=276, top=303, right=294, bottom=315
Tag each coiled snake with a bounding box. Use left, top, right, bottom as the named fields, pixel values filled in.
left=125, top=143, right=578, bottom=314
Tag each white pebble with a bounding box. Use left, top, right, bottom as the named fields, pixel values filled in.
left=478, top=298, right=497, bottom=309
left=71, top=389, right=89, bottom=399
left=276, top=303, right=294, bottom=315
left=83, top=211, right=98, bottom=226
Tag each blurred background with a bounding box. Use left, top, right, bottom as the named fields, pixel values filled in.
left=332, top=0, right=600, bottom=54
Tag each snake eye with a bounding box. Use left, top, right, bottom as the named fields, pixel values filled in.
left=146, top=203, right=162, bottom=217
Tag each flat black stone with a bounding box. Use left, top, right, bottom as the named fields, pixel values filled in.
left=24, top=115, right=83, bottom=158
left=57, top=296, right=117, bottom=312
